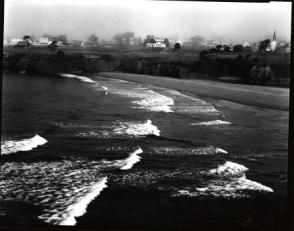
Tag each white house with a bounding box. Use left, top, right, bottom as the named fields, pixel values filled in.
left=38, top=37, right=51, bottom=45
left=243, top=41, right=250, bottom=47
left=270, top=30, right=277, bottom=51
left=146, top=42, right=166, bottom=48
left=10, top=38, right=22, bottom=45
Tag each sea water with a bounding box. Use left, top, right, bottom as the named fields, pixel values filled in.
left=0, top=72, right=288, bottom=228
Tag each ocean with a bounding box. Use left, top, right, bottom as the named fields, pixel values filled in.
left=0, top=72, right=288, bottom=230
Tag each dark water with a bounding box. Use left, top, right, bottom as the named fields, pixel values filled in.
left=0, top=72, right=288, bottom=230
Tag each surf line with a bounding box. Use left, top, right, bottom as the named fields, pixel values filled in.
left=39, top=148, right=144, bottom=226
left=55, top=177, right=108, bottom=226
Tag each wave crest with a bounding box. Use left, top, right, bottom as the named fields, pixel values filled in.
left=59, top=73, right=95, bottom=83
left=1, top=135, right=48, bottom=155
left=191, top=120, right=232, bottom=126
left=56, top=177, right=108, bottom=226
left=150, top=146, right=227, bottom=156
left=208, top=161, right=248, bottom=177
left=173, top=161, right=273, bottom=198
left=112, top=147, right=143, bottom=170
left=114, top=119, right=160, bottom=137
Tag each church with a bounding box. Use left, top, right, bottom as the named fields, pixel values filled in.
left=269, top=30, right=277, bottom=51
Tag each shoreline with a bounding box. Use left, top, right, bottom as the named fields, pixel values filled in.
left=98, top=72, right=289, bottom=111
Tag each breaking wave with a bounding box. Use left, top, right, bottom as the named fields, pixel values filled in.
left=113, top=119, right=160, bottom=137
left=59, top=178, right=108, bottom=226
left=59, top=73, right=95, bottom=83
left=45, top=177, right=108, bottom=226
left=0, top=148, right=143, bottom=226
left=103, top=147, right=143, bottom=170
left=191, top=120, right=232, bottom=126
left=150, top=146, right=228, bottom=156
left=1, top=135, right=48, bottom=155
left=208, top=161, right=248, bottom=177
left=162, top=89, right=220, bottom=114
left=78, top=119, right=160, bottom=138
left=173, top=161, right=273, bottom=198
left=104, top=84, right=174, bottom=113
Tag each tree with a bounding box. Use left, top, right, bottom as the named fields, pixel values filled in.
left=43, top=34, right=54, bottom=40
left=233, top=44, right=243, bottom=52
left=163, top=38, right=170, bottom=47
left=243, top=46, right=253, bottom=53
left=55, top=35, right=68, bottom=44
left=209, top=48, right=218, bottom=53
left=259, top=39, right=271, bottom=51
left=216, top=44, right=223, bottom=50
left=23, top=35, right=31, bottom=41
left=174, top=42, right=181, bottom=50
left=199, top=50, right=210, bottom=60
left=113, top=31, right=135, bottom=46
left=149, top=38, right=156, bottom=43
left=224, top=46, right=232, bottom=52
left=48, top=40, right=58, bottom=51
left=190, top=36, right=204, bottom=47
left=87, top=34, right=99, bottom=44
left=143, top=35, right=155, bottom=45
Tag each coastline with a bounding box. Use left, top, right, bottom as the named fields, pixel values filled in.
left=98, top=72, right=289, bottom=111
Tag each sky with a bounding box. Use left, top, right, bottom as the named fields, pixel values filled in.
left=3, top=0, right=292, bottom=43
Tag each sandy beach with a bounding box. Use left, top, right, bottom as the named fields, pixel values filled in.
left=98, top=72, right=289, bottom=111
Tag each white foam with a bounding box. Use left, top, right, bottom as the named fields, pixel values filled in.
left=101, top=86, right=108, bottom=95
left=208, top=161, right=248, bottom=177
left=112, top=147, right=143, bottom=170
left=214, top=148, right=228, bottom=154
left=151, top=146, right=228, bottom=156
left=1, top=151, right=145, bottom=226
left=109, top=87, right=174, bottom=113
left=113, top=119, right=160, bottom=137
left=1, top=135, right=48, bottom=155
left=162, top=89, right=220, bottom=114
left=132, top=90, right=174, bottom=112
left=174, top=161, right=273, bottom=198
left=175, top=176, right=273, bottom=198
left=59, top=73, right=95, bottom=83
left=78, top=120, right=160, bottom=138
left=57, top=177, right=108, bottom=226
left=191, top=120, right=232, bottom=126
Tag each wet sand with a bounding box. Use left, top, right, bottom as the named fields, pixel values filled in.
left=98, top=72, right=289, bottom=111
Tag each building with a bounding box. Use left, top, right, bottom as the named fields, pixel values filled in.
left=243, top=41, right=250, bottom=47
left=38, top=37, right=51, bottom=45
left=270, top=30, right=277, bottom=51
left=265, top=30, right=277, bottom=51
left=10, top=38, right=22, bottom=45
left=146, top=42, right=166, bottom=48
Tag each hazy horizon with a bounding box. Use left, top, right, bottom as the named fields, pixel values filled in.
left=4, top=0, right=292, bottom=43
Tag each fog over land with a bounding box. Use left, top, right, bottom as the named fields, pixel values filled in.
left=4, top=0, right=292, bottom=42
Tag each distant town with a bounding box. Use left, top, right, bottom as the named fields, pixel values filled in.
left=3, top=30, right=291, bottom=53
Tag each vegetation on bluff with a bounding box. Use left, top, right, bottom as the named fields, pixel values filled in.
left=3, top=46, right=290, bottom=87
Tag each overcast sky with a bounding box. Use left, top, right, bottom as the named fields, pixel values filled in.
left=4, top=0, right=292, bottom=43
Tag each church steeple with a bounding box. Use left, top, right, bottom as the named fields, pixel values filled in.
left=270, top=30, right=277, bottom=51
left=273, top=30, right=277, bottom=41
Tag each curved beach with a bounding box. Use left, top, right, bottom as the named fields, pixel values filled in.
left=98, top=72, right=289, bottom=111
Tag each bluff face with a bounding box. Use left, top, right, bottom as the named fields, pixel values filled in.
left=3, top=47, right=289, bottom=87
